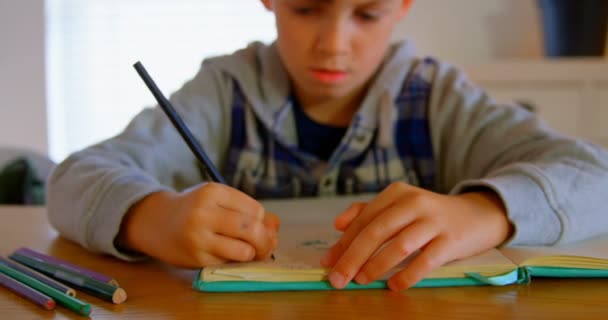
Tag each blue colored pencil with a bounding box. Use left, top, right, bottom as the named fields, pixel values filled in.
left=0, top=261, right=91, bottom=316
left=0, top=272, right=55, bottom=311
left=9, top=252, right=127, bottom=304
left=14, top=247, right=119, bottom=286
left=0, top=256, right=76, bottom=297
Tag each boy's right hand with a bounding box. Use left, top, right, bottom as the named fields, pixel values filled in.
left=117, top=182, right=280, bottom=268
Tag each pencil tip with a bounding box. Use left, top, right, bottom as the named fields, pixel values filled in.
left=45, top=300, right=56, bottom=311
left=112, top=288, right=128, bottom=304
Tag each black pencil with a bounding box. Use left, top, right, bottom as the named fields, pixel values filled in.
left=133, top=61, right=225, bottom=184
left=133, top=61, right=275, bottom=260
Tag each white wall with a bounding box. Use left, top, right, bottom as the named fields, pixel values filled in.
left=396, top=0, right=544, bottom=64
left=0, top=1, right=48, bottom=155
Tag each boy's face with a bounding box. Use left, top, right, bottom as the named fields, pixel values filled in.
left=262, top=0, right=411, bottom=106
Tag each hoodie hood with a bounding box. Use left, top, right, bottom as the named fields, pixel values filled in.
left=205, top=40, right=419, bottom=146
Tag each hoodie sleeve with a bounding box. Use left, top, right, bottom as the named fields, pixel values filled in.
left=427, top=61, right=608, bottom=246
left=46, top=62, right=234, bottom=260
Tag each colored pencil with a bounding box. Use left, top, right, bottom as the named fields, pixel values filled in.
left=0, top=256, right=76, bottom=297
left=14, top=247, right=119, bottom=286
left=0, top=261, right=90, bottom=316
left=0, top=272, right=55, bottom=311
left=9, top=253, right=127, bottom=304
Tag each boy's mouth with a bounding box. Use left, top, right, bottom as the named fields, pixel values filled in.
left=310, top=68, right=348, bottom=84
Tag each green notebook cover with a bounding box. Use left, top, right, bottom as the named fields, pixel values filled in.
left=192, top=197, right=608, bottom=292
left=193, top=268, right=527, bottom=292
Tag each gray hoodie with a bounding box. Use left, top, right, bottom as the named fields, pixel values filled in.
left=47, top=41, right=608, bottom=260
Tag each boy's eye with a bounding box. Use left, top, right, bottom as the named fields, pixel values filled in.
left=292, top=7, right=318, bottom=15
left=356, top=11, right=380, bottom=21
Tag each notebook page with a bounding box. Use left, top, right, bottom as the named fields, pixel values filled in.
left=207, top=196, right=517, bottom=280
left=500, top=235, right=608, bottom=266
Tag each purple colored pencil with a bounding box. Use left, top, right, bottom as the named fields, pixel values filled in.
left=15, top=248, right=119, bottom=286
left=0, top=272, right=56, bottom=310
left=0, top=257, right=76, bottom=297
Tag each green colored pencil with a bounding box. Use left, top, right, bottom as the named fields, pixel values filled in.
left=10, top=253, right=127, bottom=304
left=0, top=256, right=77, bottom=297
left=0, top=261, right=91, bottom=316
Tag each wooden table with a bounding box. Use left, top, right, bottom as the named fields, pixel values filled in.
left=1, top=206, right=606, bottom=319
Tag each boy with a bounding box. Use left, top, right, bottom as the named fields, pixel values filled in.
left=47, top=0, right=608, bottom=292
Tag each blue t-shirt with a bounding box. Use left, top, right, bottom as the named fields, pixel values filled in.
left=292, top=99, right=348, bottom=161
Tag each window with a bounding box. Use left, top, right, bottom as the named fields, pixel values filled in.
left=46, top=0, right=276, bottom=161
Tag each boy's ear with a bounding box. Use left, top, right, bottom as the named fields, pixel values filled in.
left=260, top=0, right=273, bottom=11
left=397, top=0, right=413, bottom=19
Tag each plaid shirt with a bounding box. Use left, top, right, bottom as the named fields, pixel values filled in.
left=223, top=58, right=437, bottom=199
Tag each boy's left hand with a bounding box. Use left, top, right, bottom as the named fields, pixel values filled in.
left=320, top=182, right=513, bottom=292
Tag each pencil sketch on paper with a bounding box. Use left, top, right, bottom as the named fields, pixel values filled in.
left=298, top=240, right=331, bottom=250
left=272, top=228, right=341, bottom=267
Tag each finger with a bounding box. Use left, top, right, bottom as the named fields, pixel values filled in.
left=353, top=220, right=438, bottom=285
left=208, top=233, right=258, bottom=262
left=334, top=202, right=366, bottom=232
left=324, top=202, right=424, bottom=289
left=263, top=215, right=280, bottom=252
left=322, top=201, right=398, bottom=268
left=212, top=208, right=275, bottom=259
left=263, top=211, right=281, bottom=231
left=321, top=200, right=417, bottom=268
left=187, top=250, right=227, bottom=268
left=204, top=183, right=265, bottom=221
left=263, top=224, right=279, bottom=257
left=387, top=238, right=450, bottom=292
left=335, top=183, right=418, bottom=254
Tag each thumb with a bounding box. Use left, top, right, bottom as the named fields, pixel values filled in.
left=263, top=211, right=281, bottom=231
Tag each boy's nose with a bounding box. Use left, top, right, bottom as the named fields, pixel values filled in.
left=315, top=19, right=350, bottom=56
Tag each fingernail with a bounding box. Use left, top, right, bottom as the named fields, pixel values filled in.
left=387, top=279, right=402, bottom=292
left=354, top=273, right=368, bottom=285
left=247, top=248, right=256, bottom=260
left=328, top=272, right=346, bottom=289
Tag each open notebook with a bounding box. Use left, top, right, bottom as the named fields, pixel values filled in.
left=193, top=196, right=608, bottom=292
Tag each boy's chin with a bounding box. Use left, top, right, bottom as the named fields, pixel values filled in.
left=305, top=85, right=358, bottom=101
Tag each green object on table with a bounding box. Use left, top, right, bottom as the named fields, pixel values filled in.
left=0, top=260, right=91, bottom=316
left=193, top=269, right=525, bottom=292
left=0, top=158, right=45, bottom=205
